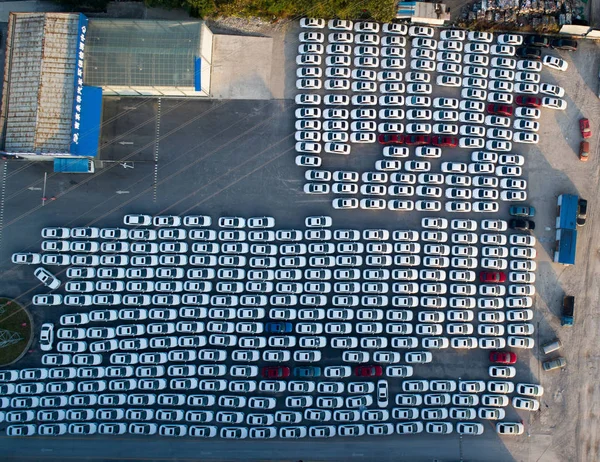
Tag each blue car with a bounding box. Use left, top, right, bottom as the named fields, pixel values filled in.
left=293, top=366, right=322, bottom=377
left=509, top=205, right=535, bottom=217
left=265, top=322, right=293, bottom=333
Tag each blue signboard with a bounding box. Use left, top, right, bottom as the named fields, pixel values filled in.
left=70, top=86, right=102, bottom=157
left=69, top=14, right=102, bottom=157
left=70, top=13, right=102, bottom=156
left=194, top=57, right=202, bottom=91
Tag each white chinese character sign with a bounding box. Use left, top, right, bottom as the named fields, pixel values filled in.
left=70, top=14, right=103, bottom=158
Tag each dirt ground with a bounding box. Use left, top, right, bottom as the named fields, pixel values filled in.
left=442, top=0, right=477, bottom=22
left=496, top=39, right=600, bottom=462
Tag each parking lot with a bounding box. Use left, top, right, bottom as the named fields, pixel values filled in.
left=0, top=17, right=599, bottom=462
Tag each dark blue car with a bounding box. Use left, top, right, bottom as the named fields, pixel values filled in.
left=509, top=205, right=535, bottom=217
left=293, top=366, right=322, bottom=377
left=265, top=322, right=293, bottom=333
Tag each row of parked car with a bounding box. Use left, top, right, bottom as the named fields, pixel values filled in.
left=294, top=25, right=563, bottom=158
left=0, top=376, right=540, bottom=412
left=293, top=25, right=499, bottom=151
left=326, top=166, right=526, bottom=211
left=0, top=368, right=541, bottom=436
left=1, top=420, right=526, bottom=437
left=29, top=217, right=528, bottom=263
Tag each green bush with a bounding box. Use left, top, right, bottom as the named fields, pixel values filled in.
left=145, top=0, right=396, bottom=21
left=188, top=0, right=218, bottom=17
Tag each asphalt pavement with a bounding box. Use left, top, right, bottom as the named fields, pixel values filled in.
left=0, top=431, right=519, bottom=461
left=2, top=22, right=600, bottom=462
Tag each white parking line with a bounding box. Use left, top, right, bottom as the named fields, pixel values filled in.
left=0, top=162, right=7, bottom=250
left=154, top=98, right=162, bottom=202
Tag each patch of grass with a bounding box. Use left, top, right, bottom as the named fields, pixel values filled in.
left=0, top=298, right=32, bottom=366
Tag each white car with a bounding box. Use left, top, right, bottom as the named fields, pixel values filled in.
left=489, top=79, right=514, bottom=93
left=383, top=23, right=407, bottom=35
left=405, top=352, right=433, bottom=364
left=409, top=26, right=434, bottom=37
left=489, top=69, right=515, bottom=82
left=491, top=44, right=515, bottom=56
left=501, top=190, right=527, bottom=202
left=467, top=31, right=492, bottom=42
left=498, top=152, right=525, bottom=166
left=542, top=55, right=568, bottom=71
left=406, top=83, right=432, bottom=94
left=508, top=336, right=535, bottom=349
left=488, top=92, right=513, bottom=104
left=463, top=54, right=488, bottom=67
left=296, top=78, right=322, bottom=90
left=299, top=31, right=324, bottom=43
left=517, top=383, right=544, bottom=397
left=489, top=366, right=517, bottom=378
left=540, top=83, right=565, bottom=98
left=479, top=338, right=506, bottom=349
left=517, top=58, right=542, bottom=71
left=411, top=37, right=437, bottom=50
left=541, top=97, right=567, bottom=110
left=459, top=137, right=484, bottom=149
left=498, top=33, right=522, bottom=45
left=510, top=118, right=538, bottom=134
left=516, top=71, right=540, bottom=84
left=491, top=57, right=516, bottom=70
left=513, top=397, right=540, bottom=411
left=457, top=423, right=484, bottom=435
left=514, top=108, right=540, bottom=122
left=34, top=268, right=61, bottom=289
left=451, top=337, right=478, bottom=349
left=404, top=73, right=429, bottom=86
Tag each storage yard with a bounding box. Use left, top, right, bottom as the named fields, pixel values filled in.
left=0, top=15, right=599, bottom=462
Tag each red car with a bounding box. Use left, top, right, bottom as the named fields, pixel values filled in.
left=489, top=351, right=517, bottom=364
left=403, top=135, right=431, bottom=146
left=516, top=96, right=541, bottom=108
left=354, top=365, right=383, bottom=377
left=262, top=366, right=290, bottom=379
left=378, top=134, right=403, bottom=145
left=431, top=136, right=458, bottom=148
left=487, top=103, right=513, bottom=117
left=580, top=118, right=591, bottom=139
left=479, top=271, right=507, bottom=283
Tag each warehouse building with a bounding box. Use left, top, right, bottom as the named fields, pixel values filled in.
left=0, top=12, right=101, bottom=164
left=83, top=19, right=213, bottom=97
left=0, top=12, right=214, bottom=166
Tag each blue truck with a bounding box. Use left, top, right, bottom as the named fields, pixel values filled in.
left=554, top=228, right=577, bottom=265
left=562, top=296, right=574, bottom=326
left=53, top=158, right=95, bottom=173
left=554, top=194, right=579, bottom=265
left=556, top=194, right=578, bottom=230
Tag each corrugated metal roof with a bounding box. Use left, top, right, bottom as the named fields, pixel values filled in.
left=4, top=13, right=78, bottom=153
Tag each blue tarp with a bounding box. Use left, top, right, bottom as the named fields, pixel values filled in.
left=556, top=228, right=577, bottom=265
left=558, top=194, right=579, bottom=230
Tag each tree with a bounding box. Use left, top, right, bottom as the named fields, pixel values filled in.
left=187, top=0, right=217, bottom=17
